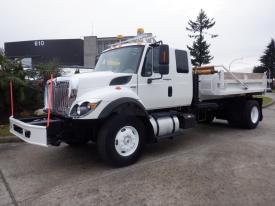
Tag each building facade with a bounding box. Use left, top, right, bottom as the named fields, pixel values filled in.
left=84, top=36, right=133, bottom=67
left=4, top=35, right=133, bottom=68
left=4, top=39, right=84, bottom=67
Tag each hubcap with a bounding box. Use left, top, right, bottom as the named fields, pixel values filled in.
left=251, top=106, right=259, bottom=124
left=115, top=126, right=139, bottom=157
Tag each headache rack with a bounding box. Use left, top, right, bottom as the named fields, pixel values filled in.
left=110, top=33, right=157, bottom=48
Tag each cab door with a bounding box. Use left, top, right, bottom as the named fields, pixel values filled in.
left=137, top=46, right=172, bottom=110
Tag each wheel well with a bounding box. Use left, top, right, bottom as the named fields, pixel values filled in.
left=210, top=96, right=263, bottom=120
left=98, top=97, right=148, bottom=119
left=99, top=101, right=156, bottom=144
left=109, top=102, right=147, bottom=117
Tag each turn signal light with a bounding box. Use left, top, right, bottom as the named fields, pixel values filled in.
left=87, top=102, right=98, bottom=110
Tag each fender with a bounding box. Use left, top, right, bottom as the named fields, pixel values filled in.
left=71, top=86, right=144, bottom=120
left=98, top=97, right=149, bottom=119
left=98, top=97, right=156, bottom=143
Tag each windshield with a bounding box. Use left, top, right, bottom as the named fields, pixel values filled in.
left=95, top=46, right=144, bottom=73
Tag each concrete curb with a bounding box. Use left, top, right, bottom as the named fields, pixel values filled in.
left=0, top=136, right=22, bottom=144
left=263, top=93, right=275, bottom=108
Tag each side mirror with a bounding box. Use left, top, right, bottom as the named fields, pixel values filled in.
left=158, top=45, right=169, bottom=75
left=159, top=45, right=169, bottom=65
left=147, top=45, right=169, bottom=83
left=159, top=65, right=169, bottom=75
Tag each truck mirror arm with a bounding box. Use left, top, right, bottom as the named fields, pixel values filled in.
left=147, top=74, right=163, bottom=84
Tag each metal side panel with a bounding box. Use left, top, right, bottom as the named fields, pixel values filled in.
left=9, top=117, right=48, bottom=147
left=199, top=71, right=267, bottom=100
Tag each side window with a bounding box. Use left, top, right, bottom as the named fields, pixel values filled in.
left=142, top=46, right=169, bottom=76
left=141, top=48, right=153, bottom=77
left=175, top=50, right=189, bottom=73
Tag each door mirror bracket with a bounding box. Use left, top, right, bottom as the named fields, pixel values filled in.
left=147, top=74, right=163, bottom=84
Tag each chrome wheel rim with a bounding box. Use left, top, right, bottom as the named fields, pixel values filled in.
left=115, top=126, right=139, bottom=157
left=251, top=106, right=259, bottom=124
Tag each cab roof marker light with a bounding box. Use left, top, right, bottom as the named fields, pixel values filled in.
left=109, top=28, right=157, bottom=48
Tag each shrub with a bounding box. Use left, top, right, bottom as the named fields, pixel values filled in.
left=0, top=54, right=60, bottom=123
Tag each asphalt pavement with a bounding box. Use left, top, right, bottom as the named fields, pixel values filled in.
left=1, top=95, right=275, bottom=206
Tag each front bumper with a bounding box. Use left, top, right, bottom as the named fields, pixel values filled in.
left=10, top=116, right=48, bottom=146
left=9, top=116, right=67, bottom=147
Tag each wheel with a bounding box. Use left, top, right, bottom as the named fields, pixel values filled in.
left=227, top=100, right=260, bottom=129
left=64, top=139, right=89, bottom=147
left=97, top=115, right=146, bottom=167
left=200, top=113, right=215, bottom=124
left=241, top=100, right=260, bottom=129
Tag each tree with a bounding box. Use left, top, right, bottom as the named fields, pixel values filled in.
left=186, top=9, right=218, bottom=67
left=0, top=53, right=28, bottom=118
left=253, top=66, right=265, bottom=73
left=257, top=39, right=275, bottom=78
left=0, top=54, right=59, bottom=122
left=25, top=60, right=61, bottom=86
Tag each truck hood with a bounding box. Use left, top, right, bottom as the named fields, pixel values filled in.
left=58, top=71, right=133, bottom=97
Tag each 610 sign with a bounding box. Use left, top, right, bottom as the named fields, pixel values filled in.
left=34, top=41, right=45, bottom=47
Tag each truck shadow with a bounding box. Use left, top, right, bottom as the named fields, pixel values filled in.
left=49, top=120, right=244, bottom=170
left=142, top=120, right=245, bottom=159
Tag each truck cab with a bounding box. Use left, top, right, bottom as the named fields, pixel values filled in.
left=65, top=39, right=193, bottom=120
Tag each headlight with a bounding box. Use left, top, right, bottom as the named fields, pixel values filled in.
left=70, top=101, right=101, bottom=117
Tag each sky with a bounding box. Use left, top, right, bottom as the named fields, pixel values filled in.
left=1, top=0, right=275, bottom=72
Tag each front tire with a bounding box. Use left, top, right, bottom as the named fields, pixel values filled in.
left=97, top=115, right=146, bottom=167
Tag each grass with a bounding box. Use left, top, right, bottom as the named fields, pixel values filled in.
left=273, top=89, right=275, bottom=93
left=0, top=125, right=12, bottom=137
left=255, top=95, right=273, bottom=107
left=262, top=96, right=273, bottom=106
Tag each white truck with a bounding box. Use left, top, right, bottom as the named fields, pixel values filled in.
left=10, top=33, right=267, bottom=167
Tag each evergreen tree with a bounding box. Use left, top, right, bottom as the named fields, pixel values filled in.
left=186, top=9, right=218, bottom=67
left=0, top=53, right=27, bottom=114
left=258, top=39, right=275, bottom=78
left=253, top=65, right=265, bottom=73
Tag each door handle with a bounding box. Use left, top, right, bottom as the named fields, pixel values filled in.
left=168, top=86, right=172, bottom=97
left=163, top=78, right=172, bottom=81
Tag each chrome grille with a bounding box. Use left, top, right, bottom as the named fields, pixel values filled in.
left=44, top=80, right=76, bottom=116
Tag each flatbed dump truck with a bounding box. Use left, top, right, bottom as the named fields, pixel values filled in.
left=10, top=32, right=267, bottom=167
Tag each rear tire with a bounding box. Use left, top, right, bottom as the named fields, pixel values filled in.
left=97, top=115, right=146, bottom=167
left=242, top=100, right=260, bottom=129
left=200, top=113, right=215, bottom=124
left=227, top=100, right=260, bottom=129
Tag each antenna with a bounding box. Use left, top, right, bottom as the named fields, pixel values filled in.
left=91, top=22, right=94, bottom=36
